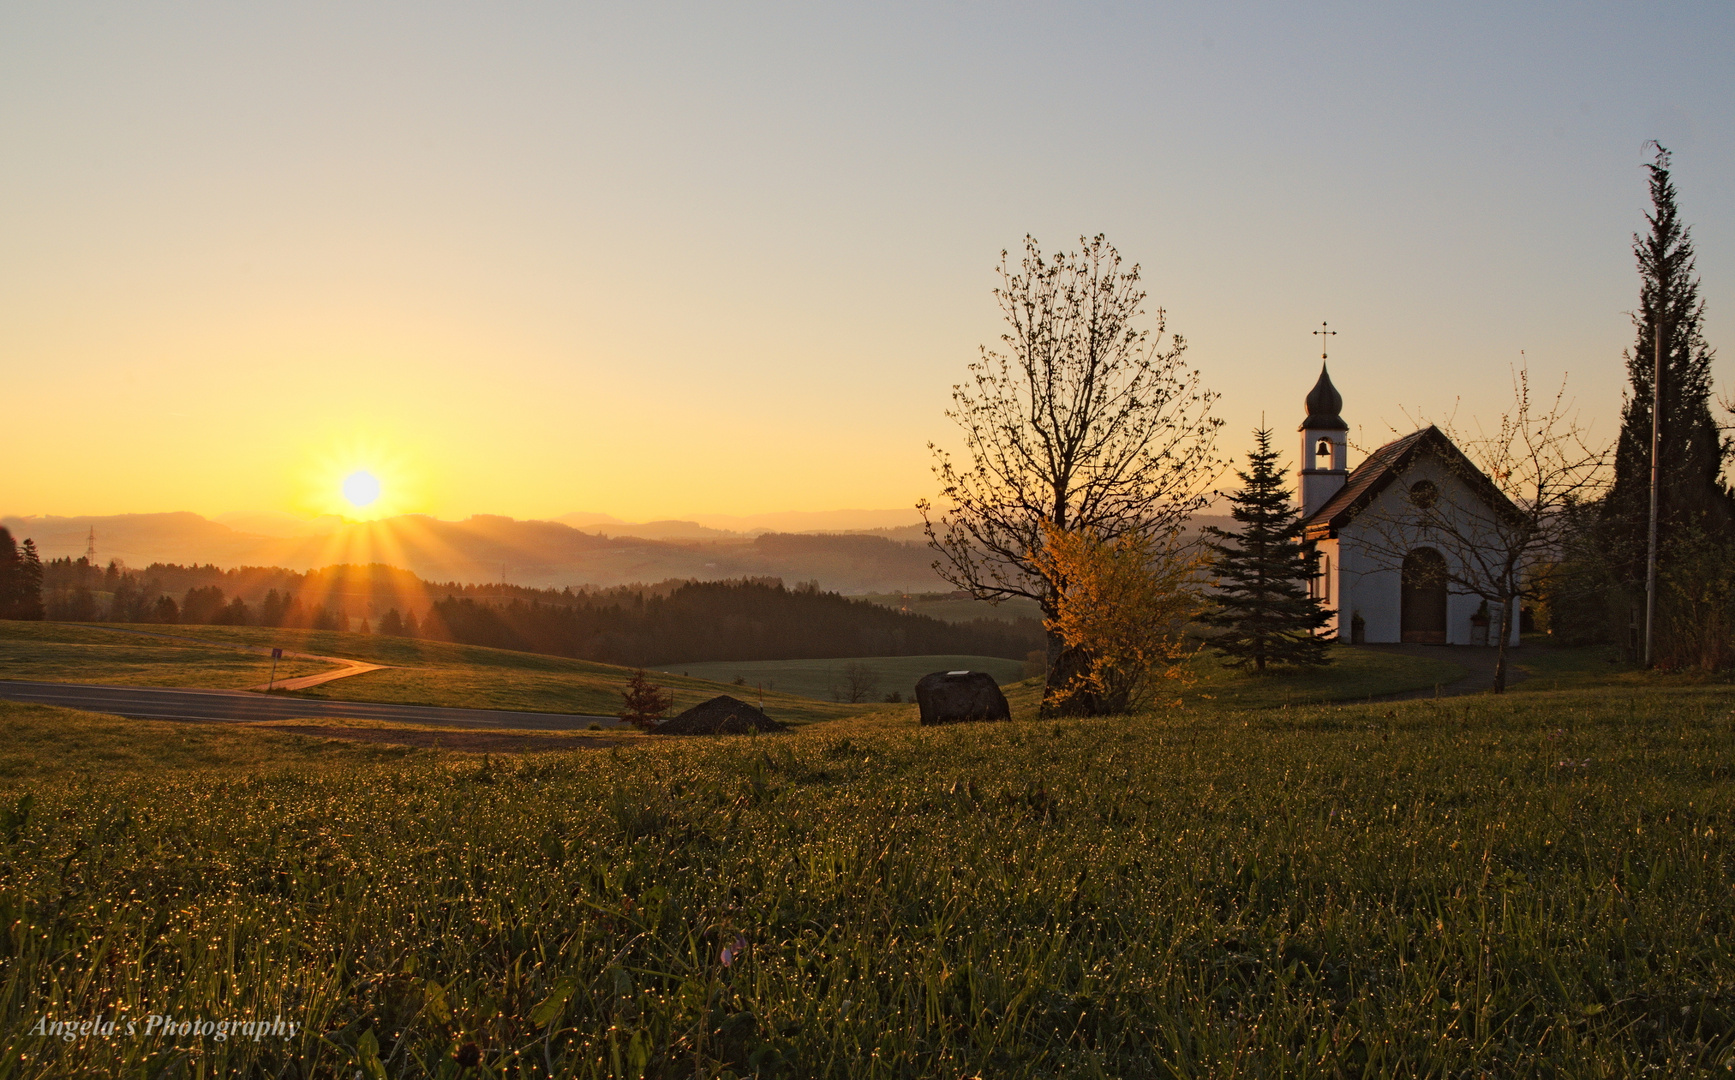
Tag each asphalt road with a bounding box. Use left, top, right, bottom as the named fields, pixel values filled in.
left=0, top=680, right=623, bottom=730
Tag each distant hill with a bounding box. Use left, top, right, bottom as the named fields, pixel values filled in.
left=6, top=509, right=1237, bottom=595
left=4, top=512, right=271, bottom=567
left=3, top=511, right=952, bottom=594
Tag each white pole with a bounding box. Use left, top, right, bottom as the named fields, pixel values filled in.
left=1644, top=311, right=1663, bottom=667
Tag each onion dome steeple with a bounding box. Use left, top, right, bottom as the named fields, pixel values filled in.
left=1301, top=364, right=1348, bottom=431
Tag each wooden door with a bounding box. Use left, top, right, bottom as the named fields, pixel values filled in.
left=1401, top=548, right=1448, bottom=644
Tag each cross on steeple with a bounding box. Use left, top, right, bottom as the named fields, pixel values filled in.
left=1313, top=321, right=1336, bottom=362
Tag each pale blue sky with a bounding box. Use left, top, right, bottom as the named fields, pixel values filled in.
left=2, top=3, right=1730, bottom=518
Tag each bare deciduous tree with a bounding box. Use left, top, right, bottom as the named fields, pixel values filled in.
left=919, top=235, right=1222, bottom=713
left=831, top=662, right=881, bottom=704
left=1359, top=367, right=1610, bottom=692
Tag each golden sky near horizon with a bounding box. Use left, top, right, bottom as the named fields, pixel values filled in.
left=2, top=5, right=1731, bottom=523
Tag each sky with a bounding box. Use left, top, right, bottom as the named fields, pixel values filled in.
left=2, top=2, right=1731, bottom=523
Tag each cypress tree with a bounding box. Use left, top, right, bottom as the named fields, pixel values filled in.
left=1204, top=427, right=1332, bottom=670
left=1604, top=148, right=1732, bottom=567
left=1600, top=146, right=1734, bottom=655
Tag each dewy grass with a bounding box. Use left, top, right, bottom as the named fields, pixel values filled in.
left=2, top=685, right=1734, bottom=1075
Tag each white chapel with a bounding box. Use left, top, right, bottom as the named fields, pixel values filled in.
left=1294, top=366, right=1522, bottom=647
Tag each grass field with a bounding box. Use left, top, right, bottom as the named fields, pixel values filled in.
left=0, top=621, right=331, bottom=688
left=0, top=623, right=870, bottom=725
left=1182, top=641, right=1468, bottom=707
left=668, top=655, right=1028, bottom=701
left=4, top=622, right=1472, bottom=722
left=671, top=643, right=1468, bottom=706
left=2, top=676, right=1733, bottom=1075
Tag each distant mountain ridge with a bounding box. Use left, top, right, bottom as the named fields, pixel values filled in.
left=5, top=508, right=1234, bottom=595
left=1, top=511, right=950, bottom=594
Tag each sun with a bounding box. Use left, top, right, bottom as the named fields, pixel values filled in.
left=299, top=438, right=420, bottom=521
left=342, top=470, right=382, bottom=509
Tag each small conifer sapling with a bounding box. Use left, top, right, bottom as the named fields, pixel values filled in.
left=619, top=670, right=675, bottom=730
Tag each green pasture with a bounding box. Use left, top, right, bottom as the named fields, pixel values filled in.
left=0, top=700, right=420, bottom=784
left=3, top=621, right=1492, bottom=719
left=0, top=704, right=637, bottom=785
left=0, top=622, right=867, bottom=725
left=668, top=655, right=1028, bottom=701
left=1508, top=636, right=1735, bottom=693
left=672, top=642, right=1472, bottom=709
left=3, top=677, right=1734, bottom=1075
left=1182, top=641, right=1468, bottom=707
left=0, top=621, right=329, bottom=688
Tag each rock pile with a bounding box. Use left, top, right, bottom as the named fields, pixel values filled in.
left=655, top=695, right=786, bottom=735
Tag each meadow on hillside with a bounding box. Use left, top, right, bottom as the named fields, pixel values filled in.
left=2, top=674, right=1732, bottom=1076
left=0, top=622, right=869, bottom=725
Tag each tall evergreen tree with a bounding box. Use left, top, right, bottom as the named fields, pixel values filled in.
left=1204, top=427, right=1332, bottom=670
left=1602, top=146, right=1734, bottom=589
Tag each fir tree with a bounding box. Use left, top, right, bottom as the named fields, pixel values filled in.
left=1602, top=145, right=1734, bottom=591
left=1204, top=427, right=1332, bottom=670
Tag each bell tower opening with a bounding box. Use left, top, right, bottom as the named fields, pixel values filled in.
left=1298, top=360, right=1349, bottom=518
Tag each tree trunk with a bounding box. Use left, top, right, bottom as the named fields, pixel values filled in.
left=1492, top=596, right=1513, bottom=694
left=1041, top=628, right=1098, bottom=717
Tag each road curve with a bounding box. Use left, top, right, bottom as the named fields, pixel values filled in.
left=65, top=623, right=388, bottom=692
left=247, top=657, right=386, bottom=692
left=0, top=680, right=622, bottom=730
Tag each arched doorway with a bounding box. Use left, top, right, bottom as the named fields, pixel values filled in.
left=1401, top=548, right=1448, bottom=644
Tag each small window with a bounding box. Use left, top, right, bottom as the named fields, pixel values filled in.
left=1409, top=480, right=1439, bottom=508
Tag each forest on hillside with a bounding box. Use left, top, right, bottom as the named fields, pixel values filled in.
left=34, top=557, right=1043, bottom=664
left=418, top=580, right=1040, bottom=666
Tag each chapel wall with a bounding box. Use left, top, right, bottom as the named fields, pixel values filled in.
left=1337, top=454, right=1521, bottom=647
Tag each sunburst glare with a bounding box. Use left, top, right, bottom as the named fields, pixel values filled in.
left=301, top=437, right=421, bottom=522
left=342, top=471, right=382, bottom=509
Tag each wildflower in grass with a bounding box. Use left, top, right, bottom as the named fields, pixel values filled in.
left=720, top=933, right=747, bottom=968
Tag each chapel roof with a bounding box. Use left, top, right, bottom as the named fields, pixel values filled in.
left=1302, top=426, right=1521, bottom=540
left=1300, top=364, right=1348, bottom=431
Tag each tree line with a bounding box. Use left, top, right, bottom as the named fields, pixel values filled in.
left=386, top=579, right=1041, bottom=666
left=0, top=527, right=45, bottom=620
left=15, top=551, right=1042, bottom=665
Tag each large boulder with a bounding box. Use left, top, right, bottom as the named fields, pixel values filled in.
left=914, top=670, right=1010, bottom=726
left=655, top=695, right=786, bottom=735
